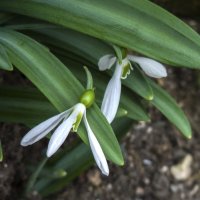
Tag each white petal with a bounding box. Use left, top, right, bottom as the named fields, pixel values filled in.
left=128, top=55, right=167, bottom=78
left=83, top=112, right=109, bottom=176
left=101, top=64, right=122, bottom=123
left=47, top=103, right=85, bottom=157
left=98, top=54, right=116, bottom=71
left=20, top=110, right=70, bottom=146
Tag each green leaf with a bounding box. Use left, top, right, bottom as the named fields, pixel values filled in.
left=121, top=65, right=153, bottom=100
left=149, top=80, right=192, bottom=138
left=0, top=28, right=123, bottom=165
left=31, top=27, right=114, bottom=64
left=0, top=86, right=57, bottom=126
left=0, top=43, right=13, bottom=70
left=1, top=0, right=200, bottom=68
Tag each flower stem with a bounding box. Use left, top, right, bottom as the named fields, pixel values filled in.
left=25, top=157, right=48, bottom=195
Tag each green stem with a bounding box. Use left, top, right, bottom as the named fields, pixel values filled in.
left=25, top=157, right=48, bottom=195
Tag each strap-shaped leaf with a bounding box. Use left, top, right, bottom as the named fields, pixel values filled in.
left=0, top=28, right=124, bottom=166
left=0, top=86, right=57, bottom=126
left=0, top=0, right=200, bottom=67
left=0, top=43, right=13, bottom=70
left=149, top=80, right=192, bottom=138
left=33, top=28, right=114, bottom=64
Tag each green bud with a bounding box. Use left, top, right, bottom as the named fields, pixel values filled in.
left=80, top=89, right=95, bottom=108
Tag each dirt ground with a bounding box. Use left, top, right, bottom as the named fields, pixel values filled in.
left=1, top=3, right=200, bottom=200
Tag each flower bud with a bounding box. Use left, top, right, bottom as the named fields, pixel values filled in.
left=80, top=89, right=95, bottom=108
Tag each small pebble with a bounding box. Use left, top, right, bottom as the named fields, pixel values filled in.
left=136, top=187, right=144, bottom=195
left=87, top=170, right=102, bottom=187
left=160, top=166, right=169, bottom=173
left=170, top=154, right=193, bottom=181
left=143, top=159, right=152, bottom=166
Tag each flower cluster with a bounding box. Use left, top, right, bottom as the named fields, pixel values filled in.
left=21, top=48, right=167, bottom=176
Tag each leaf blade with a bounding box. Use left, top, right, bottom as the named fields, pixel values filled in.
left=150, top=80, right=192, bottom=138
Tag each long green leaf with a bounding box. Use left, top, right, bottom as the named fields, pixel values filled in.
left=0, top=0, right=200, bottom=67
left=0, top=43, right=13, bottom=70
left=0, top=86, right=57, bottom=126
left=149, top=80, right=192, bottom=138
left=0, top=28, right=123, bottom=165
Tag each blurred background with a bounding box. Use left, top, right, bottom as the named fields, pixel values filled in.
left=1, top=1, right=200, bottom=199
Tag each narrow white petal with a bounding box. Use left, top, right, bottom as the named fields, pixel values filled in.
left=47, top=103, right=85, bottom=157
left=20, top=110, right=70, bottom=146
left=83, top=112, right=109, bottom=176
left=101, top=64, right=122, bottom=123
left=128, top=55, right=167, bottom=78
left=98, top=54, right=116, bottom=71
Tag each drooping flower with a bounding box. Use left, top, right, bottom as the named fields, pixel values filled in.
left=21, top=87, right=109, bottom=176
left=98, top=52, right=167, bottom=123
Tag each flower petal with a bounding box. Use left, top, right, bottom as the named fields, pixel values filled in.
left=47, top=103, right=85, bottom=157
left=20, top=110, right=70, bottom=146
left=83, top=112, right=109, bottom=176
left=98, top=54, right=116, bottom=71
left=128, top=55, right=167, bottom=78
left=101, top=64, right=122, bottom=123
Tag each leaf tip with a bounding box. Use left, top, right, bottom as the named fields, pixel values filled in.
left=119, top=159, right=124, bottom=166
left=186, top=133, right=192, bottom=140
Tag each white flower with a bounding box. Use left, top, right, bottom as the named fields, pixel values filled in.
left=98, top=54, right=167, bottom=123
left=21, top=102, right=109, bottom=176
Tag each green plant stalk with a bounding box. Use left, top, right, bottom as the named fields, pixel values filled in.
left=25, top=157, right=48, bottom=195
